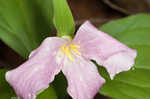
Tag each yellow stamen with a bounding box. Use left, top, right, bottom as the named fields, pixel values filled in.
left=61, top=43, right=81, bottom=62
left=65, top=46, right=74, bottom=62
left=70, top=44, right=81, bottom=55
left=72, top=47, right=81, bottom=55
left=70, top=44, right=80, bottom=48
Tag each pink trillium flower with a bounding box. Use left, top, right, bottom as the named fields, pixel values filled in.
left=6, top=21, right=137, bottom=99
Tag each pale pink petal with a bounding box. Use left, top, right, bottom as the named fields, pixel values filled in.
left=62, top=55, right=105, bottom=99
left=6, top=37, right=66, bottom=99
left=103, top=51, right=136, bottom=79
left=73, top=21, right=137, bottom=79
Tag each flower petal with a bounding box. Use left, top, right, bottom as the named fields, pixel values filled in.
left=6, top=37, right=66, bottom=99
left=62, top=55, right=105, bottom=99
left=73, top=21, right=137, bottom=79
left=103, top=51, right=136, bottom=79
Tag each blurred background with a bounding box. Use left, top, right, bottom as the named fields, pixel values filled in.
left=0, top=0, right=150, bottom=98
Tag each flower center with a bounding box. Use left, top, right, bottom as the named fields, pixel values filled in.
left=61, top=43, right=81, bottom=62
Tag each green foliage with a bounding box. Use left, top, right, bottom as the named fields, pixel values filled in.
left=0, top=69, right=16, bottom=99
left=0, top=0, right=75, bottom=58
left=53, top=0, right=75, bottom=37
left=99, top=14, right=150, bottom=99
left=0, top=0, right=53, bottom=58
left=52, top=72, right=69, bottom=99
left=36, top=86, right=57, bottom=99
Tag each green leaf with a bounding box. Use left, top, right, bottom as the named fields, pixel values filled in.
left=99, top=14, right=150, bottom=99
left=52, top=72, right=69, bottom=99
left=0, top=0, right=53, bottom=58
left=100, top=13, right=150, bottom=37
left=0, top=69, right=57, bottom=99
left=0, top=69, right=16, bottom=99
left=36, top=86, right=57, bottom=99
left=53, top=0, right=75, bottom=37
